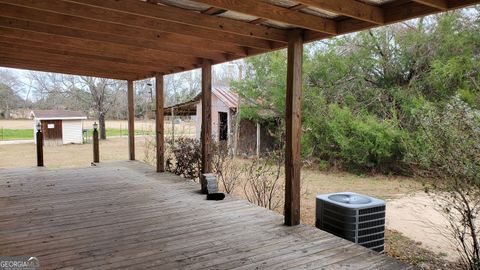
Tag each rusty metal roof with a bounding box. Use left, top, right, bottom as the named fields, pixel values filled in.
left=165, top=87, right=239, bottom=115
left=214, top=87, right=239, bottom=109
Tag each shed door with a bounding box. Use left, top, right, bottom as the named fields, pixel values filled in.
left=218, top=112, right=228, bottom=141
left=42, top=120, right=63, bottom=141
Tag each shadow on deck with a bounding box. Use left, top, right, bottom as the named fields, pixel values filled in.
left=0, top=161, right=410, bottom=269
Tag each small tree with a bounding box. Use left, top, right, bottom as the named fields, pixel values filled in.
left=415, top=97, right=480, bottom=269
left=79, top=77, right=123, bottom=140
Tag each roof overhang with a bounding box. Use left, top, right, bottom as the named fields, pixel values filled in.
left=0, top=0, right=478, bottom=80
left=34, top=117, right=88, bottom=121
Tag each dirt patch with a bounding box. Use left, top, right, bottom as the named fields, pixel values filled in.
left=385, top=229, right=462, bottom=269
left=387, top=192, right=480, bottom=263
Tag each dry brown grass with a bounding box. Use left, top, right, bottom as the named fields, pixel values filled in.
left=0, top=137, right=148, bottom=169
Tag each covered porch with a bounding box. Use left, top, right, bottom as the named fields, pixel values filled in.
left=0, top=161, right=408, bottom=269
left=1, top=0, right=479, bottom=268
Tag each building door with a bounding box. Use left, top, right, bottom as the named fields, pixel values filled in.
left=41, top=120, right=63, bottom=144
left=218, top=112, right=228, bottom=141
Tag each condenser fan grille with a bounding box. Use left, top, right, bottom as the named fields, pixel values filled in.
left=316, top=192, right=386, bottom=252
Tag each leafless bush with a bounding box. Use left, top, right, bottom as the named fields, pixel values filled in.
left=143, top=135, right=157, bottom=166
left=242, top=150, right=285, bottom=211
left=212, top=141, right=242, bottom=194
left=417, top=97, right=480, bottom=269
left=166, top=137, right=202, bottom=181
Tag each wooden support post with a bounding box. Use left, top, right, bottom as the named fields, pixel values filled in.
left=256, top=122, right=261, bottom=157
left=156, top=74, right=165, bottom=172
left=171, top=107, right=175, bottom=147
left=93, top=124, right=99, bottom=163
left=201, top=58, right=213, bottom=194
left=36, top=127, right=44, bottom=167
left=284, top=29, right=303, bottom=226
left=127, top=80, right=135, bottom=161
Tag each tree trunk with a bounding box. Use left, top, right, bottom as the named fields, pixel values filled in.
left=99, top=112, right=106, bottom=140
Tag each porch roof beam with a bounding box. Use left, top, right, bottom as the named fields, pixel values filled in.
left=0, top=45, right=175, bottom=75
left=0, top=4, right=238, bottom=61
left=294, top=0, right=385, bottom=25
left=69, top=0, right=287, bottom=43
left=0, top=42, right=183, bottom=73
left=189, top=0, right=338, bottom=35
left=0, top=0, right=276, bottom=51
left=413, top=0, right=448, bottom=10
left=0, top=57, right=144, bottom=80
left=0, top=27, right=201, bottom=69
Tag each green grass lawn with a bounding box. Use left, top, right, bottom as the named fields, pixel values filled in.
left=0, top=128, right=154, bottom=141
left=0, top=129, right=33, bottom=140
left=104, top=128, right=153, bottom=137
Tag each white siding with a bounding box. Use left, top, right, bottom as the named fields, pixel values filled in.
left=62, top=120, right=83, bottom=144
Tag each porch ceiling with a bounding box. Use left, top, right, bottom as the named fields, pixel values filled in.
left=0, top=0, right=478, bottom=79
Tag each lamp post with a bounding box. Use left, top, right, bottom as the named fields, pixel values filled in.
left=36, top=121, right=44, bottom=167
left=93, top=122, right=99, bottom=163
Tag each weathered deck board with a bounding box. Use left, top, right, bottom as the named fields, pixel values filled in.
left=0, top=161, right=410, bottom=269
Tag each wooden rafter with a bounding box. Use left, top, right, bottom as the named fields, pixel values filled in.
left=0, top=57, right=145, bottom=80
left=202, top=7, right=227, bottom=15
left=0, top=0, right=478, bottom=79
left=0, top=42, right=180, bottom=73
left=304, top=0, right=474, bottom=41
left=189, top=0, right=338, bottom=35
left=0, top=46, right=163, bottom=75
left=0, top=27, right=200, bottom=68
left=0, top=3, right=246, bottom=59
left=413, top=0, right=448, bottom=10
left=63, top=0, right=287, bottom=43
left=0, top=19, right=229, bottom=64
left=294, top=0, right=385, bottom=24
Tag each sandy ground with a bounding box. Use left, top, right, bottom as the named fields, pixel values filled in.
left=387, top=193, right=480, bottom=262
left=300, top=168, right=423, bottom=226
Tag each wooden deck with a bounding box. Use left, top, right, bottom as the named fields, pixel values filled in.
left=0, top=161, right=410, bottom=269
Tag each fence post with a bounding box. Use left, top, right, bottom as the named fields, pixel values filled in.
left=36, top=123, right=44, bottom=167
left=93, top=122, right=100, bottom=163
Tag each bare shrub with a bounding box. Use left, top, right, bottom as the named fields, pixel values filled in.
left=143, top=135, right=156, bottom=166
left=166, top=137, right=202, bottom=181
left=415, top=97, right=480, bottom=269
left=242, top=150, right=285, bottom=211
left=212, top=141, right=242, bottom=194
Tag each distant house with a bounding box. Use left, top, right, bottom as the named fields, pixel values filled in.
left=31, top=110, right=87, bottom=146
left=165, top=88, right=275, bottom=156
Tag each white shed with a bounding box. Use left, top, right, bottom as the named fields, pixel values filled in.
left=31, top=110, right=87, bottom=146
